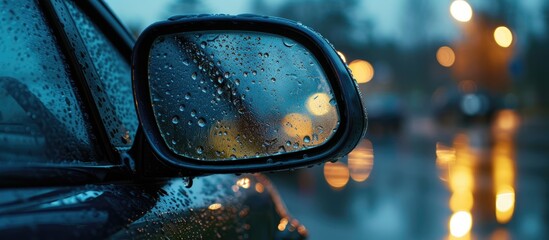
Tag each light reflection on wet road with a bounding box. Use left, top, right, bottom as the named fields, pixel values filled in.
left=269, top=111, right=548, bottom=239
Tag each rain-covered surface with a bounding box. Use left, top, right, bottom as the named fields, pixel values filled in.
left=108, top=0, right=549, bottom=239
left=65, top=0, right=138, bottom=149
left=0, top=0, right=99, bottom=163
left=149, top=31, right=339, bottom=160
left=0, top=174, right=306, bottom=239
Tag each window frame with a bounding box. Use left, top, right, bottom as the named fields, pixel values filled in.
left=0, top=0, right=139, bottom=187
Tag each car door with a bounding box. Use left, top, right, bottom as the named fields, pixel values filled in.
left=0, top=0, right=304, bottom=239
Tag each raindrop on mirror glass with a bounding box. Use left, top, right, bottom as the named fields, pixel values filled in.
left=196, top=146, right=204, bottom=155
left=191, top=72, right=197, bottom=80
left=200, top=41, right=207, bottom=48
left=329, top=98, right=337, bottom=106
left=197, top=118, right=206, bottom=127
left=224, top=72, right=230, bottom=79
left=172, top=116, right=179, bottom=124
left=286, top=141, right=292, bottom=146
left=184, top=93, right=191, bottom=100
left=179, top=104, right=185, bottom=112
left=271, top=77, right=276, bottom=82
left=303, top=136, right=311, bottom=143
left=278, top=146, right=286, bottom=153
left=283, top=38, right=296, bottom=47
left=190, top=110, right=197, bottom=117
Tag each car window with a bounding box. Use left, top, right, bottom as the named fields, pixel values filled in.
left=62, top=0, right=138, bottom=149
left=0, top=0, right=102, bottom=164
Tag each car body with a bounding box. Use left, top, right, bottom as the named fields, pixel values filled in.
left=0, top=0, right=340, bottom=239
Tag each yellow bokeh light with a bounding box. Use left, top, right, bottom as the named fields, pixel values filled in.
left=323, top=162, right=350, bottom=189
left=496, top=186, right=515, bottom=212
left=306, top=93, right=332, bottom=116
left=449, top=165, right=474, bottom=193
left=494, top=109, right=520, bottom=132
left=337, top=51, right=347, bottom=63
left=236, top=177, right=250, bottom=189
left=281, top=113, right=313, bottom=138
left=348, top=139, right=374, bottom=182
left=349, top=60, right=374, bottom=83
left=494, top=26, right=513, bottom=48
left=437, top=46, right=456, bottom=67
left=449, top=191, right=474, bottom=212
left=449, top=211, right=473, bottom=238
left=278, top=218, right=288, bottom=231
left=208, top=203, right=222, bottom=210
left=495, top=186, right=515, bottom=223
left=450, top=0, right=473, bottom=22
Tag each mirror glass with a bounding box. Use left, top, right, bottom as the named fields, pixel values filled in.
left=148, top=30, right=340, bottom=161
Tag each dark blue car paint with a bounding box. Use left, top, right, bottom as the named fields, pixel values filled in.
left=0, top=174, right=306, bottom=239
left=0, top=0, right=307, bottom=239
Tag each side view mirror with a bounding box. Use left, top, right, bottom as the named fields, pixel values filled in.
left=132, top=15, right=366, bottom=175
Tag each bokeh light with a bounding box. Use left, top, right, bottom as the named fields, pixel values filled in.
left=306, top=93, right=332, bottom=116
left=281, top=113, right=313, bottom=138
left=324, top=162, right=350, bottom=189
left=450, top=0, right=473, bottom=22
left=348, top=139, right=374, bottom=182
left=208, top=203, right=222, bottom=210
left=349, top=59, right=374, bottom=83
left=494, top=26, right=513, bottom=48
left=236, top=177, right=250, bottom=189
left=449, top=211, right=473, bottom=237
left=495, top=185, right=515, bottom=223
left=436, top=46, right=456, bottom=67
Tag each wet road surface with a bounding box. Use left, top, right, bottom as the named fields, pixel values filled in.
left=269, top=112, right=548, bottom=240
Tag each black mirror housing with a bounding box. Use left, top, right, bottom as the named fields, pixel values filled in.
left=132, top=14, right=366, bottom=176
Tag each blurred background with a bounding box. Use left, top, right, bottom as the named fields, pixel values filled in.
left=105, top=0, right=548, bottom=239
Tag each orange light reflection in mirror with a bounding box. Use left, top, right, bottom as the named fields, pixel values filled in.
left=349, top=60, right=374, bottom=83
left=437, top=46, right=456, bottom=67
left=306, top=93, right=332, bottom=116
left=348, top=139, right=374, bottom=182
left=281, top=113, right=313, bottom=138
left=324, top=162, right=350, bottom=189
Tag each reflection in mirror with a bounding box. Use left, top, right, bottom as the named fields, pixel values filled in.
left=148, top=31, right=339, bottom=161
